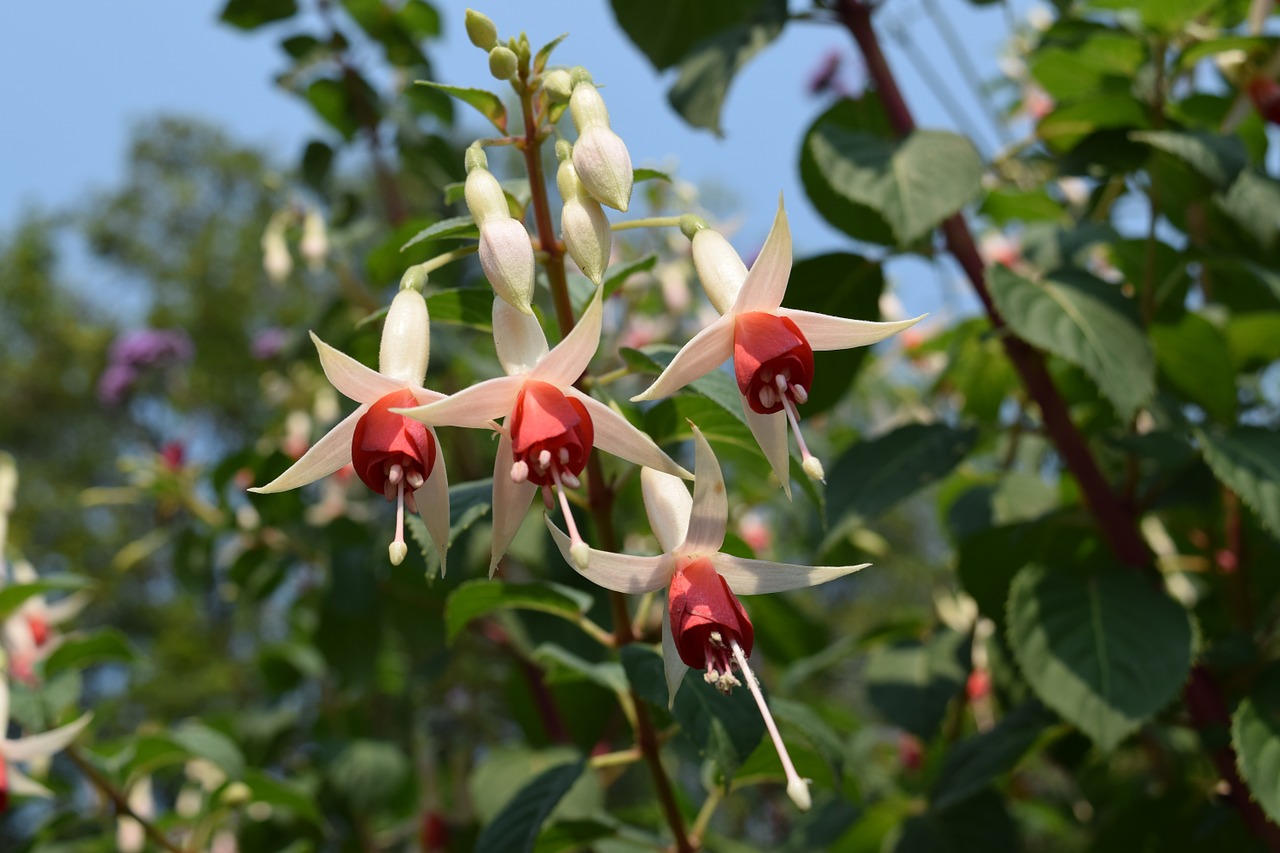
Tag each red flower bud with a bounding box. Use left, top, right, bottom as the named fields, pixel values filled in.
left=508, top=381, right=594, bottom=488
left=733, top=312, right=815, bottom=415
left=1248, top=76, right=1280, bottom=124
left=350, top=389, right=437, bottom=498
left=668, top=557, right=754, bottom=687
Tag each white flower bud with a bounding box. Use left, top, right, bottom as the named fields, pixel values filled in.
left=692, top=229, right=748, bottom=314
left=465, top=9, right=498, bottom=50
left=379, top=288, right=430, bottom=384
left=464, top=165, right=510, bottom=226
left=557, top=158, right=611, bottom=285
left=479, top=218, right=535, bottom=314
left=544, top=69, right=573, bottom=103
left=300, top=209, right=329, bottom=271
left=489, top=45, right=518, bottom=80
left=261, top=220, right=292, bottom=284
left=569, top=82, right=632, bottom=212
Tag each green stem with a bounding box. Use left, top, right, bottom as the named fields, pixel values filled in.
left=611, top=215, right=685, bottom=232
left=406, top=244, right=479, bottom=279
left=68, top=746, right=191, bottom=853
left=517, top=82, right=574, bottom=334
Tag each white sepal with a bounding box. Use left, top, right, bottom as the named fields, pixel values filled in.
left=778, top=309, right=925, bottom=351
left=742, top=406, right=791, bottom=500
left=489, top=432, right=538, bottom=577
left=312, top=333, right=405, bottom=404
left=640, top=467, right=692, bottom=554
left=545, top=519, right=675, bottom=593
left=493, top=296, right=549, bottom=376
left=567, top=390, right=691, bottom=479
left=730, top=196, right=793, bottom=314
left=630, top=314, right=734, bottom=402
left=529, top=288, right=602, bottom=387
left=709, top=553, right=870, bottom=595
left=417, top=428, right=450, bottom=576
left=394, top=375, right=523, bottom=429
left=661, top=599, right=686, bottom=708
left=692, top=228, right=748, bottom=315
left=249, top=406, right=365, bottom=493
left=678, top=425, right=727, bottom=556
left=379, top=289, right=430, bottom=384
left=3, top=710, right=93, bottom=761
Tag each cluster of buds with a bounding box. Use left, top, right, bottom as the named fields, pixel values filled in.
left=555, top=140, right=611, bottom=285
left=260, top=206, right=330, bottom=284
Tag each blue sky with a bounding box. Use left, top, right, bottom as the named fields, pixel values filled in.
left=0, top=1, right=1026, bottom=316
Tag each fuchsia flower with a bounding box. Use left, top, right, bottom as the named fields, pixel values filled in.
left=250, top=288, right=451, bottom=569
left=633, top=198, right=924, bottom=496
left=546, top=425, right=868, bottom=810
left=0, top=661, right=92, bottom=812
left=396, top=288, right=689, bottom=575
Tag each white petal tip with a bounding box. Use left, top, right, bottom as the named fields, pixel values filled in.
left=802, top=457, right=826, bottom=482
left=389, top=542, right=408, bottom=565
left=787, top=778, right=812, bottom=811
left=571, top=542, right=591, bottom=570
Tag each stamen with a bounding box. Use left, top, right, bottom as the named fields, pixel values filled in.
left=561, top=471, right=581, bottom=489
left=383, top=480, right=397, bottom=501
left=730, top=639, right=811, bottom=811
left=791, top=384, right=809, bottom=404
left=758, top=386, right=776, bottom=409
left=781, top=394, right=825, bottom=483
left=388, top=464, right=403, bottom=485
left=775, top=374, right=788, bottom=394
left=511, top=460, right=529, bottom=483
left=538, top=449, right=552, bottom=470
left=406, top=470, right=424, bottom=489
left=551, top=467, right=590, bottom=569
left=558, top=447, right=570, bottom=465
left=388, top=480, right=408, bottom=566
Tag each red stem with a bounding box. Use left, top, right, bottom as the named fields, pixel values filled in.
left=836, top=1, right=1279, bottom=845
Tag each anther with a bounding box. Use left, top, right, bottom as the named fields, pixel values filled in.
left=511, top=460, right=530, bottom=483
left=791, top=384, right=809, bottom=404
left=406, top=470, right=424, bottom=489
left=561, top=471, right=581, bottom=489
left=538, top=449, right=552, bottom=470
left=388, top=464, right=403, bottom=485
left=558, top=447, right=570, bottom=465
left=550, top=466, right=590, bottom=569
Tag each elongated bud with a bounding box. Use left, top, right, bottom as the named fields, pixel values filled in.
left=380, top=288, right=430, bottom=384
left=464, top=9, right=498, bottom=50
left=692, top=228, right=748, bottom=314
left=464, top=155, right=535, bottom=312
left=557, top=155, right=611, bottom=285
left=489, top=45, right=518, bottom=80
left=544, top=69, right=573, bottom=103
left=569, top=83, right=633, bottom=212
left=300, top=209, right=329, bottom=272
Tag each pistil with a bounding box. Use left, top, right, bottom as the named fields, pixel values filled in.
left=549, top=465, right=590, bottom=569
left=774, top=375, right=825, bottom=482
left=730, top=638, right=811, bottom=811
left=389, top=479, right=409, bottom=566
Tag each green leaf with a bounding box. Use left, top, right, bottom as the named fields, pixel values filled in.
left=770, top=698, right=846, bottom=788
left=400, top=215, right=480, bottom=251
left=220, top=0, right=297, bottom=29
left=242, top=768, right=320, bottom=823
left=1226, top=312, right=1280, bottom=370
left=445, top=581, right=593, bottom=644
left=171, top=721, right=245, bottom=779
left=931, top=702, right=1055, bottom=810
left=533, top=33, right=568, bottom=74
left=620, top=645, right=670, bottom=708
left=827, top=423, right=978, bottom=524
left=1006, top=565, right=1194, bottom=750
left=535, top=819, right=619, bottom=853
left=1177, top=36, right=1271, bottom=71
left=1030, top=31, right=1145, bottom=102
left=306, top=78, right=360, bottom=140
left=609, top=0, right=767, bottom=70
left=988, top=266, right=1154, bottom=419
left=864, top=630, right=969, bottom=739
left=979, top=188, right=1067, bottom=225
left=44, top=628, right=139, bottom=677
left=1197, top=427, right=1280, bottom=541
left=1215, top=171, right=1280, bottom=249
left=0, top=574, right=91, bottom=620
left=802, top=122, right=982, bottom=247
left=414, top=81, right=507, bottom=132
left=622, top=345, right=746, bottom=427
left=1150, top=313, right=1237, bottom=423
left=633, top=167, right=672, bottom=184
left=673, top=670, right=765, bottom=780
left=1037, top=94, right=1149, bottom=151
left=425, top=289, right=494, bottom=330
left=1130, top=131, right=1246, bottom=189
left=667, top=0, right=787, bottom=135
left=300, top=140, right=334, bottom=192
left=602, top=253, right=657, bottom=300
left=328, top=739, right=409, bottom=811
left=781, top=253, right=884, bottom=415
left=533, top=644, right=628, bottom=694
left=897, top=788, right=1019, bottom=853
left=476, top=761, right=586, bottom=853
left=1231, top=666, right=1280, bottom=824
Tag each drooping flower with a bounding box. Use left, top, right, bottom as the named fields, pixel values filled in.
left=0, top=666, right=93, bottom=812
left=2, top=560, right=89, bottom=684
left=395, top=288, right=690, bottom=575
left=634, top=198, right=924, bottom=496
left=546, top=425, right=869, bottom=810
left=250, top=285, right=451, bottom=569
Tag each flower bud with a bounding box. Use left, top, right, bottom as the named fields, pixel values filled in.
left=569, top=83, right=633, bottom=212
left=464, top=163, right=509, bottom=226
left=544, top=69, right=573, bottom=103
left=300, top=209, right=329, bottom=271
left=379, top=288, right=430, bottom=385
left=691, top=228, right=748, bottom=314
left=489, top=45, right=518, bottom=80
left=464, top=9, right=498, bottom=50
left=557, top=157, right=611, bottom=285
left=478, top=218, right=535, bottom=314
left=261, top=214, right=293, bottom=284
